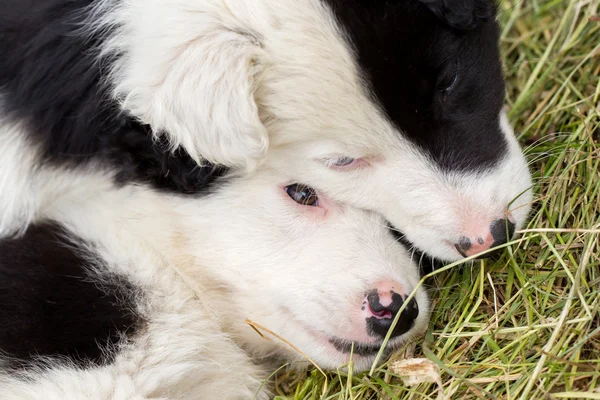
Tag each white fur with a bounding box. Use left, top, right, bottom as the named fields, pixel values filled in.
left=0, top=121, right=39, bottom=237
left=0, top=121, right=116, bottom=238
left=89, top=0, right=533, bottom=261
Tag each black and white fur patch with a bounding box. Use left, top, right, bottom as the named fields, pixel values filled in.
left=0, top=222, right=141, bottom=370
left=0, top=0, right=532, bottom=262
left=0, top=0, right=226, bottom=194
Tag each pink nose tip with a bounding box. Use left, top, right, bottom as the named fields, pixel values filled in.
left=455, top=219, right=516, bottom=258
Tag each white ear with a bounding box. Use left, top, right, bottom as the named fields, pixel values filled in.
left=104, top=2, right=268, bottom=169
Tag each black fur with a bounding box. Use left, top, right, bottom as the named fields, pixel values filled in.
left=325, top=0, right=508, bottom=172
left=418, top=0, right=494, bottom=30
left=0, top=222, right=142, bottom=370
left=329, top=338, right=392, bottom=356
left=0, top=0, right=227, bottom=194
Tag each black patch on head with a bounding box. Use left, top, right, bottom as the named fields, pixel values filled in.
left=0, top=0, right=227, bottom=194
left=0, top=222, right=143, bottom=370
left=324, top=0, right=508, bottom=171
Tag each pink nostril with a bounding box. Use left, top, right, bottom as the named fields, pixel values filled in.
left=368, top=304, right=393, bottom=319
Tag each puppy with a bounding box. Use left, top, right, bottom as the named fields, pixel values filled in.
left=0, top=149, right=429, bottom=398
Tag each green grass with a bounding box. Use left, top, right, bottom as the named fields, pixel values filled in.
left=268, top=1, right=600, bottom=398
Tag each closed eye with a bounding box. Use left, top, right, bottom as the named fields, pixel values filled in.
left=440, top=71, right=458, bottom=92
left=322, top=156, right=369, bottom=170
left=438, top=60, right=459, bottom=101
left=330, top=156, right=355, bottom=167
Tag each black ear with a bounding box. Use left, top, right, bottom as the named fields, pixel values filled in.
left=418, top=0, right=495, bottom=30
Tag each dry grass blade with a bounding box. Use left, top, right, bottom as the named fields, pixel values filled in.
left=245, top=319, right=329, bottom=395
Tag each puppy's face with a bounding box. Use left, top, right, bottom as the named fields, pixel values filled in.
left=257, top=0, right=532, bottom=261
left=185, top=170, right=429, bottom=371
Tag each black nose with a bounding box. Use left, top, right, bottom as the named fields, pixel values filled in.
left=365, top=290, right=419, bottom=339
left=455, top=236, right=472, bottom=256
left=490, top=219, right=516, bottom=247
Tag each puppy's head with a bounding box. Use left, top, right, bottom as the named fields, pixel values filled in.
left=254, top=0, right=532, bottom=261
left=109, top=0, right=531, bottom=261
left=183, top=168, right=429, bottom=371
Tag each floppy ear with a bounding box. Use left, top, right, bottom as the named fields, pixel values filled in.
left=107, top=5, right=268, bottom=170
left=418, top=0, right=495, bottom=30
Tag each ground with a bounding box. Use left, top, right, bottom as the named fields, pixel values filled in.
left=268, top=1, right=600, bottom=398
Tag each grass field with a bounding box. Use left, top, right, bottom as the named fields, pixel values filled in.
left=268, top=1, right=600, bottom=399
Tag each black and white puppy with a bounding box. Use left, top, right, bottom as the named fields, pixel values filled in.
left=0, top=0, right=532, bottom=262
left=0, top=0, right=532, bottom=397
left=0, top=163, right=430, bottom=398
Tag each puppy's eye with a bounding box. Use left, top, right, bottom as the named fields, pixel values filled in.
left=438, top=61, right=459, bottom=101
left=286, top=184, right=319, bottom=206
left=440, top=72, right=457, bottom=92
left=331, top=157, right=355, bottom=167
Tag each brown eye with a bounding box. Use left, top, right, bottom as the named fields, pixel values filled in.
left=285, top=184, right=319, bottom=206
